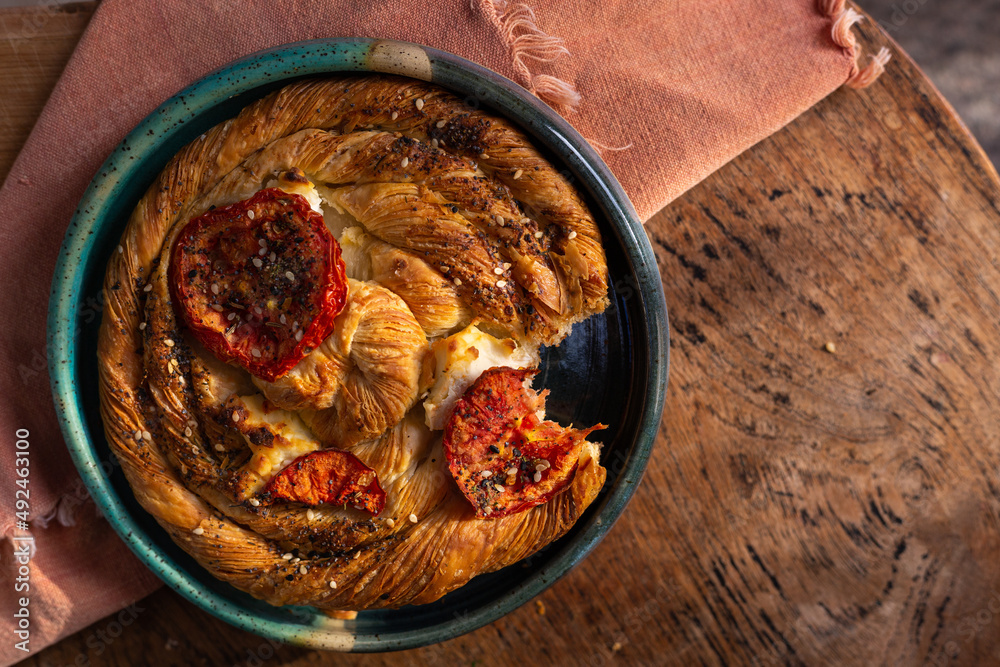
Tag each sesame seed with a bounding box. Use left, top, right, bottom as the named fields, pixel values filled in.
left=494, top=483, right=505, bottom=493
left=506, top=467, right=518, bottom=476
left=431, top=138, right=439, bottom=148
left=409, top=513, right=418, bottom=523
left=227, top=312, right=236, bottom=321
left=211, top=304, right=223, bottom=312
left=513, top=169, right=523, bottom=180
left=133, top=430, right=142, bottom=441
left=480, top=470, right=493, bottom=478
left=139, top=322, right=147, bottom=330
left=440, top=265, right=450, bottom=272
left=251, top=348, right=261, bottom=358
left=533, top=471, right=542, bottom=483
left=453, top=278, right=462, bottom=286
left=353, top=550, right=361, bottom=560
left=568, top=230, right=578, bottom=239
left=254, top=306, right=262, bottom=315
left=306, top=509, right=316, bottom=521
left=291, top=557, right=301, bottom=564
left=253, top=258, right=263, bottom=268
left=535, top=463, right=546, bottom=472
left=214, top=443, right=225, bottom=452
left=391, top=111, right=399, bottom=120
left=436, top=119, right=446, bottom=128
left=192, top=527, right=204, bottom=535
left=503, top=262, right=511, bottom=270
left=279, top=314, right=287, bottom=324
left=299, top=565, right=308, bottom=575
left=496, top=216, right=505, bottom=226
left=480, top=153, right=489, bottom=160
left=258, top=248, right=266, bottom=256
left=247, top=210, right=255, bottom=220
left=282, top=552, right=293, bottom=560
left=285, top=271, right=295, bottom=281
left=117, top=245, right=124, bottom=254
left=258, top=238, right=267, bottom=247
left=415, top=98, right=424, bottom=110
left=164, top=339, right=175, bottom=347
left=232, top=412, right=241, bottom=423
left=329, top=580, right=338, bottom=589
left=141, top=430, right=152, bottom=442
left=143, top=283, right=152, bottom=292
left=184, top=426, right=192, bottom=437
left=535, top=230, right=544, bottom=238
left=269, top=251, right=276, bottom=262
left=496, top=280, right=507, bottom=288
left=249, top=498, right=260, bottom=507
left=494, top=267, right=503, bottom=275
left=401, top=157, right=409, bottom=168
left=540, top=459, right=550, bottom=470
left=386, top=518, right=395, bottom=528
left=295, top=329, right=304, bottom=342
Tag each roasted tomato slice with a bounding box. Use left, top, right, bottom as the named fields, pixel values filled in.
left=169, top=188, right=347, bottom=382
left=260, top=449, right=385, bottom=515
left=443, top=366, right=606, bottom=518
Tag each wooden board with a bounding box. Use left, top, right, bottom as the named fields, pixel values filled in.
left=0, top=2, right=96, bottom=185
left=7, top=3, right=1000, bottom=666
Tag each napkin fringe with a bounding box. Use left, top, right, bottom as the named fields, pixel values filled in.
left=821, top=0, right=891, bottom=88
left=478, top=0, right=581, bottom=112
left=32, top=491, right=90, bottom=529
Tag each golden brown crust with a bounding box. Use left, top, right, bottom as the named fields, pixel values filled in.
left=97, top=75, right=608, bottom=611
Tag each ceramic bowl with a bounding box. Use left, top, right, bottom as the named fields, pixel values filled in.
left=47, top=38, right=669, bottom=651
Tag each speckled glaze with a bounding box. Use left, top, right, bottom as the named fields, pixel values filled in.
left=47, top=39, right=669, bottom=652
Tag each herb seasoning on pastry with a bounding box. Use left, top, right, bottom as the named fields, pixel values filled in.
left=97, top=76, right=610, bottom=611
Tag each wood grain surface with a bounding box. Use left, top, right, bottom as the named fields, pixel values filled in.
left=0, top=2, right=95, bottom=185
left=7, top=3, right=1000, bottom=666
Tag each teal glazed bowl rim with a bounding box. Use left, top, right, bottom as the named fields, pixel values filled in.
left=47, top=38, right=669, bottom=652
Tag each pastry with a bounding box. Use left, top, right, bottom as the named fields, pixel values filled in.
left=97, top=75, right=610, bottom=610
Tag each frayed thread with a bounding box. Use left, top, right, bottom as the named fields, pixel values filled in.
left=482, top=0, right=581, bottom=112
left=846, top=46, right=891, bottom=88
left=531, top=74, right=581, bottom=109
left=32, top=485, right=96, bottom=529
left=585, top=137, right=634, bottom=154
left=820, top=0, right=891, bottom=89
left=830, top=6, right=864, bottom=49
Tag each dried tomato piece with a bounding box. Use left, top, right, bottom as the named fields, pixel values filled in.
left=261, top=449, right=385, bottom=515
left=443, top=366, right=606, bottom=518
left=169, top=188, right=347, bottom=382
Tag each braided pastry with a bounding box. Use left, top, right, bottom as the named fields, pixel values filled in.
left=98, top=75, right=610, bottom=610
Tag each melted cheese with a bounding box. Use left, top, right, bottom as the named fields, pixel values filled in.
left=338, top=226, right=374, bottom=280
left=315, top=183, right=361, bottom=240
left=231, top=394, right=320, bottom=493
left=423, top=324, right=538, bottom=430
left=268, top=176, right=323, bottom=215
